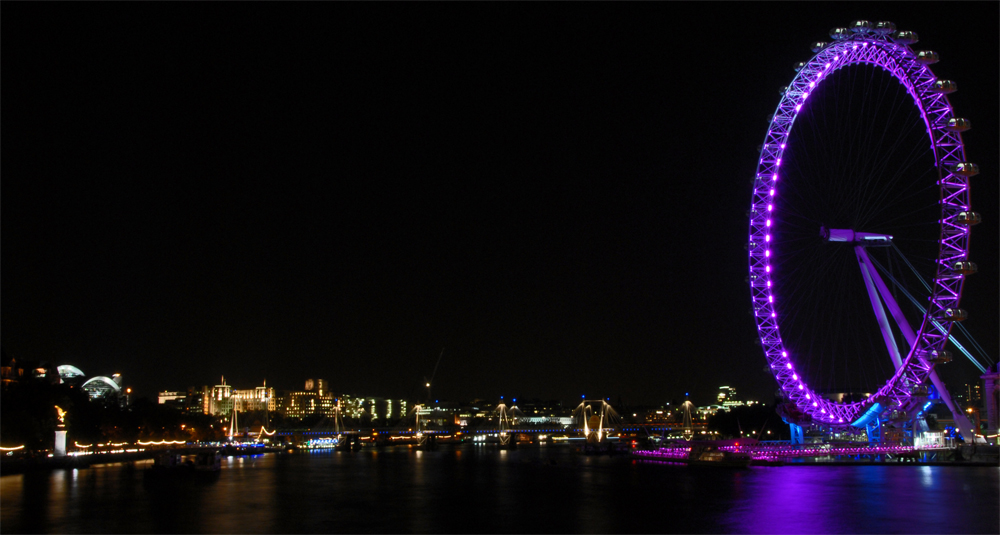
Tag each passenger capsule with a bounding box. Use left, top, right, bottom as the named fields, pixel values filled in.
left=956, top=211, right=982, bottom=226
left=850, top=20, right=872, bottom=33
left=918, top=350, right=953, bottom=364
left=945, top=118, right=971, bottom=132
left=910, top=385, right=929, bottom=397
left=952, top=261, right=978, bottom=275
left=939, top=308, right=968, bottom=322
left=895, top=31, right=919, bottom=45
left=930, top=80, right=957, bottom=94
left=779, top=86, right=787, bottom=95
left=948, top=162, right=979, bottom=176
left=810, top=41, right=827, bottom=53
left=874, top=21, right=896, bottom=35
left=916, top=51, right=939, bottom=64
left=794, top=61, right=807, bottom=72
left=829, top=28, right=851, bottom=40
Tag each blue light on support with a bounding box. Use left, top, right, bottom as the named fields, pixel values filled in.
left=789, top=423, right=805, bottom=445
left=851, top=402, right=884, bottom=428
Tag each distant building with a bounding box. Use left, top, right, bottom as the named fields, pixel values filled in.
left=963, top=383, right=983, bottom=407
left=304, top=378, right=329, bottom=396
left=1, top=351, right=62, bottom=387
left=187, top=386, right=208, bottom=415
left=82, top=374, right=123, bottom=401
left=281, top=390, right=326, bottom=419
left=1, top=352, right=25, bottom=387
left=516, top=399, right=564, bottom=417
left=697, top=405, right=725, bottom=418
left=281, top=379, right=335, bottom=419
left=232, top=383, right=276, bottom=412
left=718, top=386, right=745, bottom=409
left=57, top=365, right=87, bottom=386
left=159, top=390, right=188, bottom=410
left=210, top=378, right=234, bottom=416
left=714, top=386, right=758, bottom=411
left=644, top=408, right=677, bottom=423
left=362, top=397, right=409, bottom=423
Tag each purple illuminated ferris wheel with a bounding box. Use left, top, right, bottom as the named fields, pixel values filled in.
left=748, top=21, right=982, bottom=435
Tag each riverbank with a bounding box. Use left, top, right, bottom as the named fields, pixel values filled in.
left=0, top=445, right=288, bottom=475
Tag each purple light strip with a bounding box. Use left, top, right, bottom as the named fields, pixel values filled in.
left=633, top=444, right=917, bottom=461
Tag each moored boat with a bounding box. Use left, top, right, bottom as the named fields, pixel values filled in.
left=686, top=442, right=752, bottom=468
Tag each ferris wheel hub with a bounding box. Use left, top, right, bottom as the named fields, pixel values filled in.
left=820, top=227, right=893, bottom=246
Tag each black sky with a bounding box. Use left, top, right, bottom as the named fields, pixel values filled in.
left=3, top=3, right=997, bottom=407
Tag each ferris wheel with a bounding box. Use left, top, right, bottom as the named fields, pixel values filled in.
left=747, top=21, right=985, bottom=437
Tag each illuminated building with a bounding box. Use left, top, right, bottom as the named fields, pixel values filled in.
left=161, top=386, right=209, bottom=413
left=281, top=390, right=323, bottom=419
left=697, top=405, right=725, bottom=418
left=200, top=386, right=211, bottom=414
left=1, top=351, right=63, bottom=387
left=281, top=379, right=334, bottom=419
left=81, top=374, right=123, bottom=401
left=715, top=386, right=757, bottom=410
left=963, top=383, right=983, bottom=406
left=718, top=386, right=745, bottom=408
left=363, top=398, right=408, bottom=423
left=516, top=399, right=564, bottom=417
left=1, top=353, right=25, bottom=387
left=186, top=386, right=208, bottom=415
left=232, top=382, right=276, bottom=412
left=57, top=365, right=86, bottom=386
left=210, top=377, right=233, bottom=416
left=304, top=378, right=328, bottom=396
left=158, top=390, right=187, bottom=410
left=418, top=401, right=458, bottom=427
left=645, top=408, right=676, bottom=423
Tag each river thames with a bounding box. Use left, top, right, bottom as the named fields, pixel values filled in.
left=2, top=445, right=997, bottom=534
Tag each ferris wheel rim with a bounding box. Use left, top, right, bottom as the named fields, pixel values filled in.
left=747, top=24, right=974, bottom=428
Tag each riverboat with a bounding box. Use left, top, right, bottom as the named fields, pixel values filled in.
left=194, top=451, right=222, bottom=472
left=686, top=442, right=752, bottom=468
left=145, top=450, right=221, bottom=479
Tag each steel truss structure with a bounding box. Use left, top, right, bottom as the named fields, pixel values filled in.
left=748, top=21, right=980, bottom=429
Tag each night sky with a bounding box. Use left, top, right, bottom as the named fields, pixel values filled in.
left=3, top=3, right=997, bottom=407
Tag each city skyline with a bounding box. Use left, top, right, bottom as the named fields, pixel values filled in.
left=3, top=4, right=997, bottom=407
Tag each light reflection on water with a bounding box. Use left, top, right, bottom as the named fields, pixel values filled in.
left=1, top=447, right=997, bottom=534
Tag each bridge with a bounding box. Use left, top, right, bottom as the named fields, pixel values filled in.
left=238, top=399, right=662, bottom=449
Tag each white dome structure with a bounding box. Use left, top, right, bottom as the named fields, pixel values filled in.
left=57, top=365, right=85, bottom=384
left=81, top=376, right=121, bottom=400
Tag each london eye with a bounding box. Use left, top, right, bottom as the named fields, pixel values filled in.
left=747, top=21, right=987, bottom=439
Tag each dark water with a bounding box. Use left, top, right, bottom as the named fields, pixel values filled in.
left=2, top=445, right=997, bottom=534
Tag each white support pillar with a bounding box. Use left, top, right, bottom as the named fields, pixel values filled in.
left=55, top=430, right=67, bottom=457
left=855, top=246, right=903, bottom=370
left=857, top=245, right=980, bottom=441
left=981, top=365, right=1000, bottom=444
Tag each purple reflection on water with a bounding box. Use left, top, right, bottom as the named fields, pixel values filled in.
left=717, top=465, right=997, bottom=534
